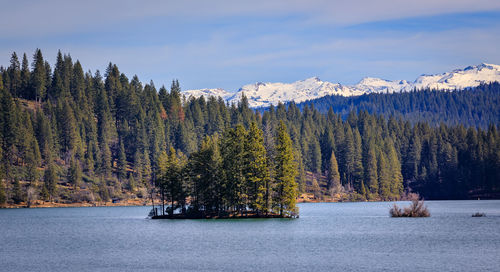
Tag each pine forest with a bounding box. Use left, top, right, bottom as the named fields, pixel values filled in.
left=0, top=50, right=499, bottom=210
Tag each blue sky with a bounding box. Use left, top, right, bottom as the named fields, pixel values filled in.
left=1, top=0, right=500, bottom=92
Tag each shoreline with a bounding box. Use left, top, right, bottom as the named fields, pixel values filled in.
left=0, top=198, right=150, bottom=209
left=0, top=198, right=333, bottom=209
left=1, top=196, right=494, bottom=209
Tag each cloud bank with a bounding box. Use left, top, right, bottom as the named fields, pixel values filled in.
left=1, top=0, right=499, bottom=91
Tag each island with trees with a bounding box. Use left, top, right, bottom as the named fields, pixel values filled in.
left=151, top=121, right=299, bottom=219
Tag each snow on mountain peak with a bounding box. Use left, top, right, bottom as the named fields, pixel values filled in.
left=182, top=63, right=500, bottom=108
left=225, top=77, right=358, bottom=108
left=476, top=63, right=500, bottom=70
left=182, top=88, right=231, bottom=100
left=413, top=63, right=500, bottom=90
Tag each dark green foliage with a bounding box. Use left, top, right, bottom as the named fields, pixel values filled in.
left=327, top=151, right=341, bottom=195
left=118, top=139, right=127, bottom=181
left=31, top=49, right=46, bottom=103
left=187, top=135, right=223, bottom=214
left=297, top=83, right=500, bottom=129
left=0, top=179, right=6, bottom=205
left=127, top=175, right=136, bottom=192
left=310, top=138, right=322, bottom=174
left=0, top=49, right=499, bottom=207
left=156, top=123, right=297, bottom=217
left=12, top=177, right=24, bottom=204
left=157, top=147, right=187, bottom=213
left=274, top=121, right=298, bottom=215
left=20, top=53, right=31, bottom=99
left=68, top=156, right=82, bottom=188
left=221, top=124, right=247, bottom=211
left=364, top=144, right=378, bottom=200
left=43, top=161, right=58, bottom=200
left=386, top=139, right=403, bottom=199
left=377, top=151, right=391, bottom=200
left=0, top=88, right=16, bottom=178
left=8, top=52, right=21, bottom=98
left=98, top=178, right=110, bottom=202
left=244, top=122, right=270, bottom=213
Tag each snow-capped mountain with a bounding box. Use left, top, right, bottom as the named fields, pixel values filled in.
left=354, top=77, right=411, bottom=94
left=412, top=63, right=500, bottom=90
left=181, top=88, right=231, bottom=100
left=182, top=63, right=500, bottom=108
left=225, top=77, right=366, bottom=108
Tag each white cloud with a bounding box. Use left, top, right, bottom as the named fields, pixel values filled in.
left=1, top=1, right=499, bottom=91
left=1, top=0, right=499, bottom=37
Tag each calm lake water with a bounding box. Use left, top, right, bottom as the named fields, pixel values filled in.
left=1, top=201, right=500, bottom=272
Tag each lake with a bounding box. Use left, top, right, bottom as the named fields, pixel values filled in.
left=1, top=201, right=499, bottom=271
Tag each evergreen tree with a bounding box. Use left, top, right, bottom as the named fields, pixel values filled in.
left=327, top=150, right=341, bottom=195
left=187, top=135, right=223, bottom=214
left=359, top=181, right=367, bottom=200
left=40, top=183, right=49, bottom=202
left=273, top=121, right=298, bottom=216
left=0, top=88, right=16, bottom=178
left=221, top=124, right=247, bottom=212
left=341, top=126, right=356, bottom=189
left=133, top=150, right=143, bottom=182
left=295, top=149, right=307, bottom=193
left=310, top=138, right=322, bottom=174
left=20, top=53, right=30, bottom=99
left=71, top=60, right=85, bottom=106
left=8, top=52, right=21, bottom=98
left=31, top=49, right=46, bottom=103
left=59, top=98, right=81, bottom=155
left=12, top=177, right=24, bottom=204
left=20, top=112, right=41, bottom=186
left=156, top=150, right=169, bottom=214
left=377, top=151, right=391, bottom=200
left=244, top=122, right=269, bottom=214
left=0, top=49, right=498, bottom=207
left=127, top=175, right=136, bottom=192
left=44, top=160, right=58, bottom=201
left=0, top=179, right=6, bottom=205
left=85, top=142, right=96, bottom=176
left=352, top=129, right=364, bottom=192
left=118, top=139, right=127, bottom=181
left=142, top=149, right=152, bottom=184
left=365, top=144, right=379, bottom=199
left=404, top=133, right=421, bottom=182
left=161, top=147, right=186, bottom=213
left=100, top=143, right=112, bottom=178
left=98, top=178, right=110, bottom=202
left=68, top=156, right=82, bottom=188
left=386, top=139, right=403, bottom=199
left=311, top=177, right=321, bottom=199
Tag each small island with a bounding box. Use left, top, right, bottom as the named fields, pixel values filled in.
left=149, top=121, right=299, bottom=219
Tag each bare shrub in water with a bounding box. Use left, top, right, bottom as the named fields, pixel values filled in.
left=390, top=196, right=430, bottom=217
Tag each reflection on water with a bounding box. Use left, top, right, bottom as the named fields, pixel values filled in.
left=1, top=200, right=499, bottom=272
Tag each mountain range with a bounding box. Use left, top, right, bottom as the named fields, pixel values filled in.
left=182, top=63, right=500, bottom=108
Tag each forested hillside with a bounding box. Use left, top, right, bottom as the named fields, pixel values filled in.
left=296, top=83, right=500, bottom=128
left=0, top=50, right=499, bottom=207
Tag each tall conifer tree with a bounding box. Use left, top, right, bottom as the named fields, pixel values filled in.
left=244, top=122, right=269, bottom=214
left=327, top=150, right=341, bottom=195
left=273, top=121, right=298, bottom=216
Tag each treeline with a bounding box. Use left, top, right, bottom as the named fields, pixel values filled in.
left=155, top=122, right=297, bottom=217
left=0, top=50, right=499, bottom=207
left=296, top=83, right=500, bottom=129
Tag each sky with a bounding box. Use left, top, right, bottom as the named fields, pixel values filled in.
left=1, top=0, right=500, bottom=92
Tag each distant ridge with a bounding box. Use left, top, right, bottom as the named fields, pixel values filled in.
left=182, top=63, right=500, bottom=107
